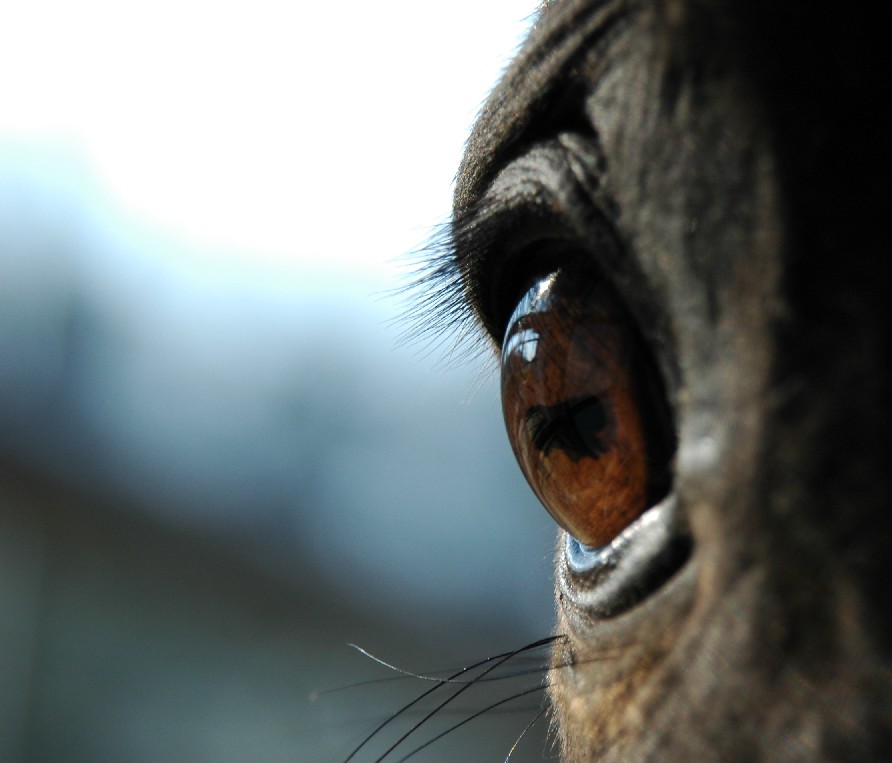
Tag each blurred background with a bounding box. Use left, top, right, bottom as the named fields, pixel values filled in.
left=0, top=1, right=560, bottom=761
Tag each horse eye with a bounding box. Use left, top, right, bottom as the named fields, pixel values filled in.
left=500, top=268, right=675, bottom=548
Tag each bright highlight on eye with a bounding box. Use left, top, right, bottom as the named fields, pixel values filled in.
left=500, top=267, right=675, bottom=548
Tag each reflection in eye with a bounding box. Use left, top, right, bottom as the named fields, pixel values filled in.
left=501, top=268, right=674, bottom=548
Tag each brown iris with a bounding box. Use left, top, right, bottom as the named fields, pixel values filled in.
left=500, top=269, right=673, bottom=548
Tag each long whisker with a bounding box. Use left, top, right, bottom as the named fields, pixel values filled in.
left=346, top=643, right=518, bottom=684
left=317, top=648, right=564, bottom=705
left=504, top=704, right=550, bottom=762
left=395, top=685, right=547, bottom=763
left=347, top=642, right=564, bottom=686
left=343, top=636, right=560, bottom=762
left=365, top=637, right=558, bottom=763
left=313, top=673, right=418, bottom=699
left=317, top=656, right=554, bottom=700
left=341, top=664, right=470, bottom=763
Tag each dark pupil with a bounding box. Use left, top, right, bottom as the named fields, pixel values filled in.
left=526, top=396, right=611, bottom=462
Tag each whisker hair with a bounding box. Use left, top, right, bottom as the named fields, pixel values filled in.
left=395, top=685, right=548, bottom=763
left=367, top=638, right=557, bottom=763
left=504, top=704, right=551, bottom=762
left=342, top=636, right=560, bottom=762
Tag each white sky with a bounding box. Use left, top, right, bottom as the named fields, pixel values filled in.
left=1, top=0, right=537, bottom=292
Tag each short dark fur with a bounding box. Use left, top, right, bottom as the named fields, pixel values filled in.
left=444, top=0, right=890, bottom=760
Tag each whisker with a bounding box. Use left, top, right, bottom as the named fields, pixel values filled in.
left=342, top=636, right=560, bottom=762
left=395, top=685, right=548, bottom=763
left=318, top=653, right=558, bottom=705
left=341, top=671, right=458, bottom=763
left=337, top=634, right=638, bottom=761
left=312, top=673, right=421, bottom=699
left=319, top=651, right=552, bottom=697
left=346, top=643, right=525, bottom=684
left=347, top=643, right=562, bottom=686
left=317, top=660, right=552, bottom=700
left=368, top=638, right=557, bottom=763
left=504, top=704, right=550, bottom=762
left=346, top=635, right=563, bottom=691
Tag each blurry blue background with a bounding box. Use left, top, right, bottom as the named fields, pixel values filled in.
left=0, top=1, right=558, bottom=761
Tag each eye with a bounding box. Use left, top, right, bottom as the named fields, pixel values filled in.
left=500, top=266, right=675, bottom=548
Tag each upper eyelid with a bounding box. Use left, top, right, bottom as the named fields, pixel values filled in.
left=451, top=135, right=679, bottom=402
left=453, top=135, right=621, bottom=344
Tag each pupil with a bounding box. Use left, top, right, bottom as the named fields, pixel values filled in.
left=526, top=395, right=611, bottom=462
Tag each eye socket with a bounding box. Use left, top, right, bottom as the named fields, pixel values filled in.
left=500, top=266, right=675, bottom=548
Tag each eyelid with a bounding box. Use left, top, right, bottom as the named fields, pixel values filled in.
left=454, top=138, right=621, bottom=345
left=452, top=135, right=679, bottom=404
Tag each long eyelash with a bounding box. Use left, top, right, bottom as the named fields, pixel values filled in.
left=395, top=204, right=499, bottom=369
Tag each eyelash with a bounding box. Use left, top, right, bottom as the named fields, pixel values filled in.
left=402, top=137, right=630, bottom=372
left=399, top=203, right=503, bottom=364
